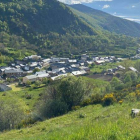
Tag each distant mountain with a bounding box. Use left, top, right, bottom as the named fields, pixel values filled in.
left=84, top=0, right=140, bottom=23
left=69, top=4, right=140, bottom=37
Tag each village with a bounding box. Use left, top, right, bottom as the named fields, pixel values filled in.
left=0, top=53, right=138, bottom=92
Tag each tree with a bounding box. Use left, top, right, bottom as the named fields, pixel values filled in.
left=42, top=77, right=48, bottom=85
left=0, top=99, right=25, bottom=131
left=124, top=74, right=132, bottom=84
left=134, top=60, right=140, bottom=72
left=110, top=77, right=122, bottom=88
left=121, top=60, right=133, bottom=72
left=35, top=76, right=91, bottom=119
left=58, top=77, right=91, bottom=110
left=35, top=80, right=41, bottom=87
left=33, top=68, right=40, bottom=74
left=26, top=80, right=31, bottom=86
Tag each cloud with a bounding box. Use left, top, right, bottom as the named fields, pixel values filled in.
left=58, top=0, right=113, bottom=4
left=102, top=5, right=110, bottom=9
left=132, top=5, right=136, bottom=8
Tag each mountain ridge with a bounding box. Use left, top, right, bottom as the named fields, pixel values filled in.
left=69, top=4, right=140, bottom=37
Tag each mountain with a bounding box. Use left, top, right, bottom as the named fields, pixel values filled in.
left=0, top=0, right=139, bottom=61
left=69, top=4, right=140, bottom=37
left=83, top=0, right=140, bottom=23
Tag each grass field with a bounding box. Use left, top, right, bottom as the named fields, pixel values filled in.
left=8, top=84, right=22, bottom=91
left=0, top=85, right=45, bottom=110
left=90, top=62, right=119, bottom=73
left=0, top=102, right=140, bottom=140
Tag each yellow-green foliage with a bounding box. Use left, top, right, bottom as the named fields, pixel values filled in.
left=102, top=93, right=116, bottom=106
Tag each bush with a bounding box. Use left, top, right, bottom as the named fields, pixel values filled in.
left=78, top=113, right=85, bottom=118
left=38, top=99, right=68, bottom=118
left=102, top=93, right=116, bottom=106
left=26, top=94, right=32, bottom=99
left=90, top=94, right=103, bottom=104
left=0, top=99, right=25, bottom=131
left=72, top=106, right=80, bottom=111
left=59, top=77, right=91, bottom=110
left=36, top=76, right=91, bottom=119
left=80, top=98, right=91, bottom=107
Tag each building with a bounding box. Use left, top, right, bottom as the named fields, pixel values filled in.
left=0, top=84, right=12, bottom=92
left=3, top=68, right=24, bottom=78
left=23, top=75, right=37, bottom=83
left=81, top=54, right=88, bottom=61
left=129, top=67, right=138, bottom=72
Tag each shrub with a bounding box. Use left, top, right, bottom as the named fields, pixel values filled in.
left=90, top=94, right=103, bottom=104
left=80, top=98, right=91, bottom=107
left=37, top=99, right=68, bottom=119
left=102, top=93, right=116, bottom=106
left=118, top=100, right=123, bottom=105
left=136, top=84, right=140, bottom=89
left=78, top=113, right=85, bottom=118
left=0, top=99, right=25, bottom=131
left=26, top=94, right=32, bottom=99
left=72, top=106, right=80, bottom=111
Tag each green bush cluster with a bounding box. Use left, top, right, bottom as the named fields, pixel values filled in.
left=35, top=76, right=91, bottom=119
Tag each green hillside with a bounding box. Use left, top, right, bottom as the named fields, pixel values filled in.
left=0, top=0, right=139, bottom=61
left=69, top=4, right=140, bottom=37
left=1, top=102, right=140, bottom=140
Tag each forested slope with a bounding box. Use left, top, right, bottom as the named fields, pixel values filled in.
left=0, top=0, right=139, bottom=62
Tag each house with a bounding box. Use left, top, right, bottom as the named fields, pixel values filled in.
left=25, top=55, right=41, bottom=61
left=30, top=62, right=38, bottom=69
left=51, top=74, right=67, bottom=81
left=35, top=71, right=50, bottom=79
left=60, top=58, right=69, bottom=62
left=129, top=67, right=138, bottom=72
left=0, top=84, right=12, bottom=92
left=93, top=57, right=99, bottom=61
left=95, top=60, right=105, bottom=65
left=79, top=66, right=90, bottom=72
left=68, top=59, right=77, bottom=64
left=118, top=65, right=125, bottom=70
left=72, top=70, right=87, bottom=76
left=22, top=65, right=30, bottom=71
left=42, top=59, right=51, bottom=66
left=86, top=61, right=93, bottom=65
left=81, top=54, right=88, bottom=61
left=15, top=60, right=25, bottom=65
left=71, top=64, right=80, bottom=68
left=37, top=73, right=50, bottom=80
left=50, top=57, right=60, bottom=63
left=0, top=67, right=10, bottom=75
left=23, top=75, right=37, bottom=83
left=3, top=68, right=25, bottom=78
left=51, top=73, right=72, bottom=81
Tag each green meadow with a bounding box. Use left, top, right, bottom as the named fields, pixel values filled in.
left=0, top=102, right=140, bottom=140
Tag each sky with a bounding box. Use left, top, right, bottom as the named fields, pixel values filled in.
left=58, top=0, right=113, bottom=4
left=58, top=0, right=140, bottom=24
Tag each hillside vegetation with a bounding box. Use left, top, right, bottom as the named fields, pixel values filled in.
left=1, top=103, right=140, bottom=140
left=0, top=0, right=139, bottom=61
left=69, top=4, right=140, bottom=37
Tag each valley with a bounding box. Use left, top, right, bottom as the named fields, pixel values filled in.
left=0, top=0, right=140, bottom=139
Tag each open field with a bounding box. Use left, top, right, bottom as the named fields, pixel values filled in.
left=0, top=85, right=45, bottom=110
left=86, top=74, right=113, bottom=81
left=0, top=102, right=140, bottom=140
left=8, top=84, right=22, bottom=91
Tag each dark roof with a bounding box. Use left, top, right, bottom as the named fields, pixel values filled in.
left=0, top=84, right=11, bottom=92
